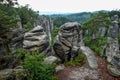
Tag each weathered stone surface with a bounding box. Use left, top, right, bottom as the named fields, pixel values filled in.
left=0, top=69, right=27, bottom=80
left=53, top=22, right=82, bottom=62
left=23, top=26, right=49, bottom=53
left=55, top=64, right=65, bottom=73
left=107, top=64, right=120, bottom=77
left=10, top=29, right=26, bottom=50
left=34, top=15, right=53, bottom=46
left=80, top=46, right=98, bottom=69
left=44, top=56, right=60, bottom=65
left=106, top=15, right=120, bottom=77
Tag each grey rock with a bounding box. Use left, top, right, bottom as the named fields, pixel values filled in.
left=107, top=64, right=120, bottom=77
left=80, top=46, right=98, bottom=69
left=106, top=15, right=120, bottom=77
left=53, top=22, right=82, bottom=62
left=23, top=26, right=49, bottom=53
left=0, top=69, right=27, bottom=80
left=44, top=56, right=60, bottom=65
left=10, top=29, right=26, bottom=50
left=55, top=64, right=65, bottom=73
left=34, top=15, right=54, bottom=46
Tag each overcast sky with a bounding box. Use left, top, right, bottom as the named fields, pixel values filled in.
left=18, top=0, right=120, bottom=13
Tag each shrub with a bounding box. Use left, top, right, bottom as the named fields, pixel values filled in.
left=21, top=52, right=57, bottom=80
left=64, top=53, right=86, bottom=66
left=84, top=37, right=107, bottom=56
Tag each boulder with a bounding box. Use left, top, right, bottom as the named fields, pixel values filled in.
left=53, top=22, right=83, bottom=62
left=23, top=26, right=49, bottom=53
left=44, top=56, right=60, bottom=65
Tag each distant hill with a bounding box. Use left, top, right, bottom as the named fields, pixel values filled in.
left=49, top=12, right=91, bottom=24
left=48, top=10, right=109, bottom=26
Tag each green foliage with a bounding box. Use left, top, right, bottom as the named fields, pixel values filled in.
left=84, top=37, right=107, bottom=56
left=24, top=22, right=33, bottom=31
left=0, top=1, right=39, bottom=30
left=53, top=16, right=72, bottom=27
left=0, top=10, right=17, bottom=29
left=12, top=49, right=27, bottom=59
left=108, top=10, right=120, bottom=25
left=108, top=10, right=120, bottom=18
left=51, top=27, right=60, bottom=46
left=16, top=5, right=39, bottom=30
left=82, top=11, right=110, bottom=56
left=65, top=53, right=86, bottom=66
left=50, top=12, right=91, bottom=24
left=66, top=12, right=91, bottom=24
left=82, top=11, right=112, bottom=30
left=22, top=52, right=56, bottom=80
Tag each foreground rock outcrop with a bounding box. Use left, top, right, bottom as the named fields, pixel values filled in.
left=53, top=22, right=82, bottom=62
left=53, top=22, right=98, bottom=69
left=23, top=26, right=49, bottom=53
left=0, top=69, right=27, bottom=80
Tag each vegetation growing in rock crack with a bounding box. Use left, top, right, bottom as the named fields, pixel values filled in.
left=64, top=53, right=86, bottom=66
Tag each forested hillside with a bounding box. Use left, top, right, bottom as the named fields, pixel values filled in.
left=49, top=10, right=110, bottom=27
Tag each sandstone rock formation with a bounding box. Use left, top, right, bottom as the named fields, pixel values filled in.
left=23, top=26, right=49, bottom=53
left=10, top=29, right=26, bottom=50
left=106, top=15, right=120, bottom=77
left=34, top=15, right=54, bottom=46
left=53, top=22, right=82, bottom=62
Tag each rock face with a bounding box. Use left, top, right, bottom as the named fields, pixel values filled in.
left=34, top=15, right=54, bottom=46
left=53, top=22, right=83, bottom=62
left=106, top=15, right=120, bottom=77
left=10, top=29, right=26, bottom=50
left=23, top=26, right=49, bottom=53
left=0, top=69, right=27, bottom=80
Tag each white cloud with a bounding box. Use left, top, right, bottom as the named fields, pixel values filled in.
left=18, top=0, right=120, bottom=13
